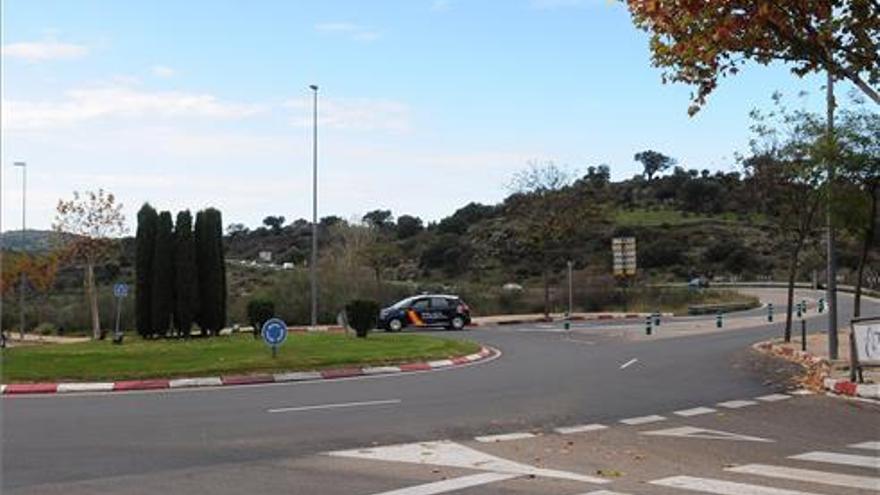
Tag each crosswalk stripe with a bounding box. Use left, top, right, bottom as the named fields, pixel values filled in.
left=674, top=407, right=717, bottom=417
left=579, top=491, right=632, bottom=495
left=620, top=415, right=666, bottom=425
left=727, top=463, right=880, bottom=491
left=849, top=441, right=880, bottom=451
left=790, top=451, right=880, bottom=469
left=652, top=475, right=824, bottom=495
left=756, top=394, right=791, bottom=402
left=717, top=400, right=758, bottom=409
left=474, top=432, right=536, bottom=443
left=555, top=424, right=608, bottom=435
left=367, top=472, right=519, bottom=495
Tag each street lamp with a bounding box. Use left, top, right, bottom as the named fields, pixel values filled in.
left=309, top=85, right=319, bottom=328
left=13, top=161, right=27, bottom=340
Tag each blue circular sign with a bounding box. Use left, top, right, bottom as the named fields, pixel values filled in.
left=113, top=283, right=129, bottom=298
left=261, top=318, right=288, bottom=346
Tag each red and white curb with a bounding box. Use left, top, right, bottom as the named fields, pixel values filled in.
left=0, top=346, right=496, bottom=396
left=473, top=313, right=672, bottom=327
left=823, top=378, right=880, bottom=400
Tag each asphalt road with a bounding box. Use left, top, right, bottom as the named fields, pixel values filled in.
left=2, top=289, right=877, bottom=493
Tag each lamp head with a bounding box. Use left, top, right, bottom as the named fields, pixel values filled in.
left=309, top=84, right=319, bottom=91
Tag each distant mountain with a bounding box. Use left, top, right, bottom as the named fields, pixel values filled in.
left=0, top=230, right=67, bottom=253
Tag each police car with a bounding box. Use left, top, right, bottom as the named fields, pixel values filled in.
left=379, top=294, right=471, bottom=331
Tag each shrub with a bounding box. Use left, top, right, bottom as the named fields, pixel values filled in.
left=247, top=298, right=275, bottom=339
left=35, top=322, right=58, bottom=336
left=345, top=299, right=380, bottom=338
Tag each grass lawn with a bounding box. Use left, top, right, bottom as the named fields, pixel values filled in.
left=1, top=332, right=481, bottom=383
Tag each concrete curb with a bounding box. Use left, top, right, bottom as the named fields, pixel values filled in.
left=0, top=346, right=496, bottom=396
left=472, top=312, right=673, bottom=327
left=753, top=340, right=876, bottom=400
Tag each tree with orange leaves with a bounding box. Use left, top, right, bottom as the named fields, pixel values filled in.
left=625, top=0, right=880, bottom=114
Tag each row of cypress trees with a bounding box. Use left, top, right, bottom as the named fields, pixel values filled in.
left=136, top=204, right=226, bottom=338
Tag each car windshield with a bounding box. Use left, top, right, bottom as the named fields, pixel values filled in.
left=390, top=297, right=417, bottom=310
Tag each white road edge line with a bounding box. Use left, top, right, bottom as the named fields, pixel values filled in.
left=756, top=393, right=791, bottom=402
left=579, top=491, right=632, bottom=495
left=790, top=451, right=880, bottom=469
left=620, top=415, right=666, bottom=425
left=367, top=472, right=519, bottom=495
left=619, top=358, right=638, bottom=370
left=474, top=432, right=536, bottom=443
left=268, top=399, right=401, bottom=414
left=849, top=440, right=880, bottom=451
left=554, top=424, right=608, bottom=435
left=653, top=475, right=824, bottom=495
left=716, top=399, right=758, bottom=409
left=674, top=407, right=716, bottom=417
left=727, top=463, right=880, bottom=491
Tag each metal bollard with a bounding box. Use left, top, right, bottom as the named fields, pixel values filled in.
left=653, top=312, right=661, bottom=326
left=801, top=299, right=807, bottom=315
left=645, top=316, right=652, bottom=335
left=767, top=303, right=774, bottom=322
left=801, top=319, right=807, bottom=352
left=818, top=297, right=825, bottom=313
left=796, top=302, right=802, bottom=319
left=716, top=311, right=723, bottom=328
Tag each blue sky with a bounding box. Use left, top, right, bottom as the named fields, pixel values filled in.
left=1, top=0, right=836, bottom=232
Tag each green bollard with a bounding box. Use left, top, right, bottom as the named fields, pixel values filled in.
left=768, top=303, right=774, bottom=322
left=801, top=299, right=807, bottom=314
left=818, top=297, right=825, bottom=313
left=716, top=311, right=723, bottom=328
left=653, top=312, right=661, bottom=326
left=796, top=302, right=802, bottom=319
left=645, top=316, right=652, bottom=336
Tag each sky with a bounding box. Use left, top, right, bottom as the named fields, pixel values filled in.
left=0, top=0, right=839, bottom=233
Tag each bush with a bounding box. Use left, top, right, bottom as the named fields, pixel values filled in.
left=345, top=299, right=380, bottom=338
left=247, top=298, right=275, bottom=339
left=35, top=322, right=58, bottom=336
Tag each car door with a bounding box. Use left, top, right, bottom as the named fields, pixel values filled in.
left=428, top=297, right=451, bottom=325
left=407, top=298, right=430, bottom=327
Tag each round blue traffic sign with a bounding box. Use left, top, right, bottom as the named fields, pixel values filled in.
left=113, top=283, right=129, bottom=298
left=261, top=318, right=288, bottom=346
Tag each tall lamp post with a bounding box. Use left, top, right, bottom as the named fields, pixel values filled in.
left=14, top=161, right=27, bottom=339
left=309, top=85, right=319, bottom=328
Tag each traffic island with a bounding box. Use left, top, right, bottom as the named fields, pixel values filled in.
left=753, top=333, right=879, bottom=400
left=1, top=333, right=492, bottom=395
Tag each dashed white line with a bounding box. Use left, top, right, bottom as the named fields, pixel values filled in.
left=619, top=358, right=639, bottom=370
left=578, top=491, right=632, bottom=495
left=653, top=475, right=824, bottom=495
left=474, top=432, right=537, bottom=443
left=727, top=463, right=880, bottom=491
left=554, top=424, right=608, bottom=435
left=268, top=399, right=401, bottom=414
left=790, top=450, right=880, bottom=469
left=789, top=389, right=814, bottom=396
left=756, top=394, right=792, bottom=402
left=620, top=415, right=666, bottom=425
left=674, top=407, right=717, bottom=417
left=717, top=399, right=758, bottom=409
left=367, top=472, right=519, bottom=495
left=849, top=441, right=880, bottom=451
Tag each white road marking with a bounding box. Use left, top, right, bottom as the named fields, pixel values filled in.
left=367, top=472, right=519, bottom=495
left=555, top=424, right=608, bottom=435
left=652, top=475, right=824, bottom=495
left=789, top=389, right=814, bottom=396
left=756, top=394, right=791, bottom=402
left=474, top=432, right=536, bottom=443
left=579, top=491, right=632, bottom=495
left=674, top=407, right=717, bottom=417
left=850, top=441, right=880, bottom=451
left=728, top=463, right=880, bottom=491
left=790, top=451, right=880, bottom=469
left=620, top=415, right=666, bottom=425
left=641, top=426, right=773, bottom=443
left=717, top=399, right=758, bottom=409
left=619, top=358, right=639, bottom=370
left=326, top=440, right=609, bottom=484
left=268, top=399, right=401, bottom=413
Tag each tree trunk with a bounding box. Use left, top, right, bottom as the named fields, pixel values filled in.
left=86, top=262, right=101, bottom=340
left=784, top=244, right=802, bottom=343
left=542, top=268, right=550, bottom=320
left=854, top=185, right=878, bottom=318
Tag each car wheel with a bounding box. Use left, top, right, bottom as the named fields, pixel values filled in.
left=389, top=318, right=404, bottom=332
left=450, top=316, right=465, bottom=330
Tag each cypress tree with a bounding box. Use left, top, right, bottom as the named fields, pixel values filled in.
left=173, top=210, right=199, bottom=338
left=195, top=208, right=227, bottom=336
left=151, top=211, right=175, bottom=337
left=135, top=204, right=158, bottom=338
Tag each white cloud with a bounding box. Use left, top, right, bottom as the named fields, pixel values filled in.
left=314, top=22, right=381, bottom=42
left=2, top=86, right=265, bottom=130
left=151, top=65, right=175, bottom=78
left=1, top=40, right=88, bottom=61
left=283, top=97, right=411, bottom=132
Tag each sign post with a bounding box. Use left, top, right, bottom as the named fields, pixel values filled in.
left=612, top=237, right=637, bottom=311
left=112, top=282, right=128, bottom=344
left=261, top=317, right=288, bottom=358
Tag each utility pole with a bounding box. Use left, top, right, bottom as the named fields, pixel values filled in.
left=309, top=85, right=319, bottom=328
left=825, top=71, right=839, bottom=360
left=14, top=162, right=27, bottom=339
